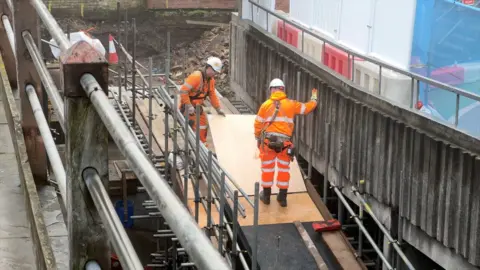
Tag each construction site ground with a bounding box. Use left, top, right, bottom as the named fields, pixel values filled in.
left=43, top=11, right=233, bottom=97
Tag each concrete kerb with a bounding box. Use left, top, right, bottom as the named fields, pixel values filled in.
left=0, top=55, right=57, bottom=269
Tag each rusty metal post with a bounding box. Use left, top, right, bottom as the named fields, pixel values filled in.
left=15, top=0, right=48, bottom=184
left=61, top=41, right=110, bottom=269
left=0, top=1, right=16, bottom=88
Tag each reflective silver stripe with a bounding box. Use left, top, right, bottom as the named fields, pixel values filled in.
left=300, top=104, right=306, bottom=114
left=262, top=159, right=276, bottom=165
left=261, top=168, right=275, bottom=173
left=261, top=181, right=273, bottom=186
left=199, top=125, right=208, bottom=129
left=277, top=168, right=290, bottom=173
left=264, top=116, right=294, bottom=123
left=277, top=159, right=290, bottom=166
left=277, top=181, right=289, bottom=187
left=183, top=83, right=193, bottom=90
left=180, top=90, right=190, bottom=94
left=255, top=115, right=265, bottom=122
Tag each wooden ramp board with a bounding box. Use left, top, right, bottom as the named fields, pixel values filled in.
left=188, top=193, right=323, bottom=227
left=207, top=114, right=306, bottom=196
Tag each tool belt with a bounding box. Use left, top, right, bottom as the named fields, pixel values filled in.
left=264, top=134, right=294, bottom=158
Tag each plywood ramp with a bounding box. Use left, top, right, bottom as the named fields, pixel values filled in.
left=188, top=193, right=324, bottom=228
left=208, top=114, right=306, bottom=196
left=129, top=92, right=365, bottom=270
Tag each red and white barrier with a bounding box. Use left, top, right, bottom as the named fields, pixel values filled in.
left=108, top=34, right=118, bottom=64
left=268, top=13, right=415, bottom=107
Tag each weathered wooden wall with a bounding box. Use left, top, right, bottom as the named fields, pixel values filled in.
left=230, top=13, right=480, bottom=267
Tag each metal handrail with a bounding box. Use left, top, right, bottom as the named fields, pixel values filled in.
left=246, top=4, right=419, bottom=268
left=351, top=186, right=415, bottom=270
left=25, top=85, right=67, bottom=202
left=153, top=85, right=248, bottom=217
left=163, top=78, right=255, bottom=208
left=1, top=15, right=15, bottom=58
left=154, top=83, right=254, bottom=211
left=23, top=31, right=65, bottom=131
left=30, top=0, right=70, bottom=51
left=80, top=73, right=230, bottom=270
left=83, top=168, right=143, bottom=270
left=29, top=0, right=230, bottom=266
left=332, top=186, right=394, bottom=270
left=247, top=0, right=480, bottom=128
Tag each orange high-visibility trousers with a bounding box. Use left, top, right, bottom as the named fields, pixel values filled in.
left=259, top=145, right=291, bottom=189
left=189, top=110, right=209, bottom=145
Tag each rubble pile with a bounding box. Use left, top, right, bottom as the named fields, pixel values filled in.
left=169, top=25, right=233, bottom=97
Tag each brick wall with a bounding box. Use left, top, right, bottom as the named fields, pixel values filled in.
left=43, top=0, right=142, bottom=11
left=42, top=0, right=236, bottom=11
left=146, top=0, right=237, bottom=9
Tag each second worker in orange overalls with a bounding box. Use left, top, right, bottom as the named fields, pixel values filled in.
left=254, top=78, right=318, bottom=207
left=179, top=57, right=226, bottom=146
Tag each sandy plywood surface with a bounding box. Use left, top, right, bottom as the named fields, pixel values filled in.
left=208, top=114, right=306, bottom=195
left=188, top=193, right=324, bottom=227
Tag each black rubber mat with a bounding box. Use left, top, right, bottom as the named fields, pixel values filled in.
left=242, top=222, right=343, bottom=270
left=242, top=223, right=320, bottom=270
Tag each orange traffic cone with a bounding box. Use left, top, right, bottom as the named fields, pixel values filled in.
left=108, top=34, right=118, bottom=64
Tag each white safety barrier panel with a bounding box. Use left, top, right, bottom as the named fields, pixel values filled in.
left=353, top=60, right=414, bottom=107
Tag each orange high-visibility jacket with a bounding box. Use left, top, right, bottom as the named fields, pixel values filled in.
left=254, top=90, right=317, bottom=139
left=179, top=70, right=220, bottom=109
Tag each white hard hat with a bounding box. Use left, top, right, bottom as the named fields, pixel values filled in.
left=269, top=78, right=285, bottom=88
left=206, top=56, right=223, bottom=73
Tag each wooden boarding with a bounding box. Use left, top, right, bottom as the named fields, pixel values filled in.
left=132, top=97, right=195, bottom=197
left=208, top=114, right=306, bottom=196
left=188, top=193, right=323, bottom=228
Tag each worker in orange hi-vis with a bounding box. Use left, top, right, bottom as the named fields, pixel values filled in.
left=254, top=78, right=318, bottom=207
left=179, top=56, right=226, bottom=146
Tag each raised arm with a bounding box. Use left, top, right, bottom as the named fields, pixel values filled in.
left=293, top=88, right=318, bottom=115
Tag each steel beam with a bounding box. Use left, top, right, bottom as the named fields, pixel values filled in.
left=61, top=41, right=110, bottom=269
left=14, top=0, right=47, bottom=184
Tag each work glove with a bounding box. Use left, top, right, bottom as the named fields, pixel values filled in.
left=216, top=108, right=226, bottom=117
left=186, top=104, right=195, bottom=115
left=311, top=88, right=318, bottom=101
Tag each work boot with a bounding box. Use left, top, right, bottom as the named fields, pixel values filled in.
left=259, top=188, right=271, bottom=205
left=277, top=189, right=288, bottom=207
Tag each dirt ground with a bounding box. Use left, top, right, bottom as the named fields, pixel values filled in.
left=43, top=10, right=233, bottom=96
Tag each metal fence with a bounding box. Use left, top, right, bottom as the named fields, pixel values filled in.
left=0, top=0, right=266, bottom=269
left=245, top=0, right=480, bottom=138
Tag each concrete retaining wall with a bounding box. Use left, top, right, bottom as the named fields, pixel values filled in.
left=230, top=12, right=480, bottom=268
